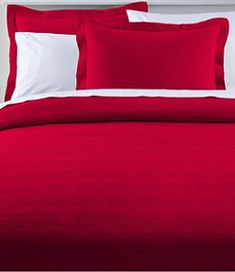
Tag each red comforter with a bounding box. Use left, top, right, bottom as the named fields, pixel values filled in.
left=1, top=96, right=235, bottom=270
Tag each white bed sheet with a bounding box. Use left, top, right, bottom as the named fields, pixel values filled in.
left=1, top=89, right=234, bottom=110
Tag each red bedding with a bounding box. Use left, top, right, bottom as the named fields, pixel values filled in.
left=1, top=96, right=235, bottom=270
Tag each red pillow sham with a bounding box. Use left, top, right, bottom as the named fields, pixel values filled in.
left=76, top=18, right=229, bottom=90
left=6, top=2, right=148, bottom=101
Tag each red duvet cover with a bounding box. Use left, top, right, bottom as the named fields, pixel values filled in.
left=1, top=96, right=235, bottom=270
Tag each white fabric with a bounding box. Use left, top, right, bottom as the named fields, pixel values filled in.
left=13, top=32, right=79, bottom=100
left=1, top=89, right=235, bottom=110
left=127, top=10, right=235, bottom=90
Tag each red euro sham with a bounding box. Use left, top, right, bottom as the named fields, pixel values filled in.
left=6, top=2, right=148, bottom=101
left=76, top=18, right=228, bottom=90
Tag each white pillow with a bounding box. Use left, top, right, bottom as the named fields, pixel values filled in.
left=127, top=10, right=235, bottom=90
left=13, top=32, right=79, bottom=100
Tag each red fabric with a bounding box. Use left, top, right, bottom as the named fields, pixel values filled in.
left=4, top=96, right=235, bottom=129
left=1, top=97, right=235, bottom=270
left=77, top=19, right=228, bottom=90
left=5, top=2, right=148, bottom=101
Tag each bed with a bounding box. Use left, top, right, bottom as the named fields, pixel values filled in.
left=1, top=0, right=235, bottom=270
